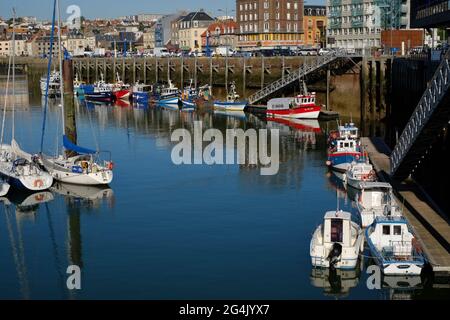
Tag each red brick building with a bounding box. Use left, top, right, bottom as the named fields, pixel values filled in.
left=201, top=20, right=238, bottom=49
left=236, top=0, right=304, bottom=49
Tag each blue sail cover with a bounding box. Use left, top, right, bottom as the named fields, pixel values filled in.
left=63, top=135, right=96, bottom=154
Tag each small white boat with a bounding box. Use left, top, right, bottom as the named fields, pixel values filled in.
left=0, top=181, right=10, bottom=196
left=40, top=70, right=61, bottom=97
left=214, top=82, right=247, bottom=111
left=366, top=216, right=425, bottom=275
left=310, top=210, right=364, bottom=270
left=356, top=182, right=403, bottom=228
left=345, top=161, right=377, bottom=189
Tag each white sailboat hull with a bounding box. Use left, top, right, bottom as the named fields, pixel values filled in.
left=42, top=156, right=113, bottom=185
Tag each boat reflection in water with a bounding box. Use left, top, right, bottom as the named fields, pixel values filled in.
left=51, top=182, right=114, bottom=208
left=310, top=262, right=362, bottom=298
left=266, top=117, right=321, bottom=150
left=1, top=190, right=54, bottom=219
left=383, top=275, right=423, bottom=300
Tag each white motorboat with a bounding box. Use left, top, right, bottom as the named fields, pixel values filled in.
left=310, top=210, right=364, bottom=270
left=39, top=0, right=114, bottom=186
left=366, top=216, right=425, bottom=275
left=345, top=161, right=377, bottom=189
left=356, top=182, right=403, bottom=228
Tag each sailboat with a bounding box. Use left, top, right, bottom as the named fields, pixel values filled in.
left=0, top=9, right=53, bottom=192
left=39, top=0, right=113, bottom=186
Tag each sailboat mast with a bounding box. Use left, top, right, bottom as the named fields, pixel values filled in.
left=11, top=8, right=16, bottom=141
left=56, top=0, right=65, bottom=136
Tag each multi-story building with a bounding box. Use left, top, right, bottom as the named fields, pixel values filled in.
left=201, top=19, right=239, bottom=50
left=178, top=10, right=215, bottom=52
left=0, top=35, right=28, bottom=56
left=236, top=0, right=305, bottom=49
left=302, top=5, right=327, bottom=47
left=326, top=0, right=409, bottom=54
left=170, top=15, right=186, bottom=48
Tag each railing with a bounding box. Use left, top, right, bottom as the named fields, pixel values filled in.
left=247, top=50, right=350, bottom=105
left=390, top=50, right=450, bottom=177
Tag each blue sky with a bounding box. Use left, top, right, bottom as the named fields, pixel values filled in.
left=0, top=0, right=325, bottom=20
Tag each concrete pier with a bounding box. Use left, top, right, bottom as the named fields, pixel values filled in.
left=361, top=137, right=450, bottom=278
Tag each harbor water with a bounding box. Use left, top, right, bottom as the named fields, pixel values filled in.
left=0, top=76, right=446, bottom=300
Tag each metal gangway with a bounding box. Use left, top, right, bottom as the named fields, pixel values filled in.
left=391, top=50, right=450, bottom=180
left=247, top=50, right=352, bottom=105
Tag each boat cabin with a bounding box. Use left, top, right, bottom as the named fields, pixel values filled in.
left=334, top=136, right=359, bottom=153
left=359, top=182, right=394, bottom=208
left=339, top=123, right=359, bottom=139
left=323, top=211, right=352, bottom=247
left=371, top=217, right=414, bottom=258
left=294, top=93, right=316, bottom=106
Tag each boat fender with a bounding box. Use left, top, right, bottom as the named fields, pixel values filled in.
left=33, top=179, right=44, bottom=188
left=326, top=160, right=332, bottom=166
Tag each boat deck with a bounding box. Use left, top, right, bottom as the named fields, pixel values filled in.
left=361, top=137, right=450, bottom=277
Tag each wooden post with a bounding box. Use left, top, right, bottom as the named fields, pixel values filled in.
left=360, top=58, right=367, bottom=134
left=112, top=57, right=116, bottom=83
left=121, top=58, right=125, bottom=83
left=95, top=58, right=98, bottom=82
left=194, top=56, right=198, bottom=88
left=167, top=57, right=170, bottom=82
left=209, top=57, right=213, bottom=88
left=282, top=56, right=285, bottom=80
left=63, top=59, right=77, bottom=149
left=261, top=56, right=264, bottom=89
left=225, top=55, right=229, bottom=92
left=133, top=57, right=136, bottom=84
left=326, top=67, right=330, bottom=110
left=86, top=60, right=90, bottom=83
left=155, top=59, right=158, bottom=83
left=243, top=57, right=246, bottom=97
left=143, top=58, right=147, bottom=83
left=181, top=57, right=184, bottom=88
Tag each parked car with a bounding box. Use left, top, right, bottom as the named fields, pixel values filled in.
left=298, top=48, right=318, bottom=56
left=318, top=48, right=332, bottom=55
left=154, top=47, right=170, bottom=58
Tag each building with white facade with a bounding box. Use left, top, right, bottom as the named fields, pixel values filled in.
left=326, top=0, right=410, bottom=54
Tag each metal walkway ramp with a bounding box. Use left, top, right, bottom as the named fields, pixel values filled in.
left=391, top=50, right=450, bottom=180
left=247, top=51, right=352, bottom=105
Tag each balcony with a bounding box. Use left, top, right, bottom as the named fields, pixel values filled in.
left=329, top=10, right=342, bottom=18
left=351, top=20, right=363, bottom=28
left=330, top=0, right=342, bottom=7
left=329, top=21, right=342, bottom=29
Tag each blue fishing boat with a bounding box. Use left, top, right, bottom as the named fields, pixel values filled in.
left=213, top=82, right=247, bottom=111
left=154, top=80, right=180, bottom=104
left=131, top=82, right=152, bottom=103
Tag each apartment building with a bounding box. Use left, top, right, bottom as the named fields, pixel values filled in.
left=236, top=0, right=305, bottom=49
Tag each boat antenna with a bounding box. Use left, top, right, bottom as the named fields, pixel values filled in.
left=40, top=0, right=57, bottom=153
left=11, top=8, right=16, bottom=142
left=57, top=0, right=65, bottom=140
left=0, top=50, right=12, bottom=148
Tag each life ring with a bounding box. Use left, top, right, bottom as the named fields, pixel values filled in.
left=34, top=179, right=44, bottom=188
left=107, top=162, right=114, bottom=170
left=355, top=154, right=360, bottom=160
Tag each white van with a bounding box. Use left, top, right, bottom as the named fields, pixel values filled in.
left=153, top=47, right=170, bottom=57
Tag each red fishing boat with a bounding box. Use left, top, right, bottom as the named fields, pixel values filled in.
left=112, top=72, right=131, bottom=100
left=266, top=81, right=322, bottom=119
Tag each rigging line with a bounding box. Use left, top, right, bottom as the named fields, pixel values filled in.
left=4, top=204, right=30, bottom=299
left=0, top=54, right=12, bottom=148
left=45, top=203, right=67, bottom=299
left=11, top=8, right=16, bottom=141
left=40, top=0, right=57, bottom=153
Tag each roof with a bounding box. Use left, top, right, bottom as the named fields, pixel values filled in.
left=200, top=20, right=238, bottom=37
left=324, top=210, right=352, bottom=221
left=181, top=11, right=214, bottom=22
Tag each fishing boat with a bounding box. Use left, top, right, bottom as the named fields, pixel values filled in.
left=40, top=70, right=60, bottom=97
left=85, top=73, right=114, bottom=103
left=74, top=74, right=94, bottom=96
left=366, top=216, right=425, bottom=275
left=345, top=161, right=377, bottom=189
left=39, top=0, right=114, bottom=186
left=310, top=210, right=364, bottom=270
left=112, top=73, right=131, bottom=100
left=0, top=12, right=53, bottom=192
left=266, top=81, right=322, bottom=119
left=131, top=82, right=152, bottom=103
left=214, top=82, right=247, bottom=111
left=154, top=80, right=180, bottom=104
left=198, top=84, right=212, bottom=101
left=326, top=136, right=364, bottom=174
left=356, top=182, right=403, bottom=228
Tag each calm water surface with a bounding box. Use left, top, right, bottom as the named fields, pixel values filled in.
left=0, top=77, right=444, bottom=300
